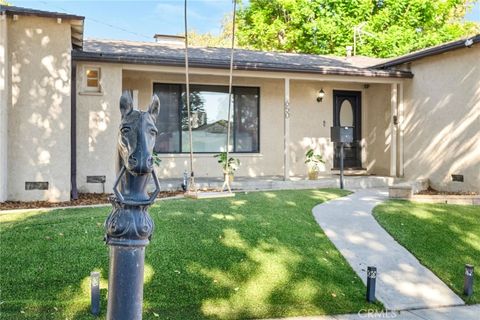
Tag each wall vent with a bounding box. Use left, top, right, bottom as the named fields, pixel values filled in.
left=451, top=174, right=464, bottom=182
left=25, top=182, right=49, bottom=190
left=87, top=175, right=106, bottom=183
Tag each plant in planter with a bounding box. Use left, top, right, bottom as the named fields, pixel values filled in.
left=305, top=148, right=325, bottom=180
left=214, top=152, right=240, bottom=183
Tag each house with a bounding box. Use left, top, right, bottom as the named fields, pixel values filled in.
left=0, top=5, right=478, bottom=202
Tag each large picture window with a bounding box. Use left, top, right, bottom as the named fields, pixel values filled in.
left=153, top=83, right=259, bottom=153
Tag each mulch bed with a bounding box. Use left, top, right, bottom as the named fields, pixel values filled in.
left=0, top=191, right=183, bottom=211
left=416, top=187, right=478, bottom=196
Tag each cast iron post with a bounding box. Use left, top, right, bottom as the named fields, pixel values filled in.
left=104, top=92, right=160, bottom=320
left=104, top=167, right=160, bottom=320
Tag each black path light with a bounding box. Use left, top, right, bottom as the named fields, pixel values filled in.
left=104, top=91, right=160, bottom=320
left=366, top=266, right=377, bottom=303
left=464, top=264, right=474, bottom=297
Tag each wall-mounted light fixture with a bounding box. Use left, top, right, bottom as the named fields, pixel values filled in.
left=317, top=89, right=326, bottom=102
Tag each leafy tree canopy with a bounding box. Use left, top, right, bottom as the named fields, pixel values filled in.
left=235, top=0, right=480, bottom=57
left=188, top=14, right=236, bottom=47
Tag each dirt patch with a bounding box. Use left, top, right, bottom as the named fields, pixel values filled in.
left=416, top=187, right=478, bottom=196
left=0, top=191, right=183, bottom=211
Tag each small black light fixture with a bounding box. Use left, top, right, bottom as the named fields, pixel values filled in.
left=317, top=88, right=326, bottom=102
left=464, top=264, right=474, bottom=296
left=366, top=266, right=377, bottom=302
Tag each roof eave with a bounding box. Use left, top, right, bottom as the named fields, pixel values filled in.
left=372, top=34, right=480, bottom=69
left=0, top=5, right=84, bottom=20
left=72, top=51, right=413, bottom=78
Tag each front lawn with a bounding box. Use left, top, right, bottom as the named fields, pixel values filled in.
left=373, top=200, right=480, bottom=304
left=0, top=189, right=380, bottom=319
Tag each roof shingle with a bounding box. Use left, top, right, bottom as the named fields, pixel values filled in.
left=74, top=39, right=412, bottom=78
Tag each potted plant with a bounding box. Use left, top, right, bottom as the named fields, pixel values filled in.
left=305, top=148, right=325, bottom=180
left=214, top=152, right=240, bottom=184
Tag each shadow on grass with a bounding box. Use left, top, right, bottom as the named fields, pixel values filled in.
left=1, top=189, right=380, bottom=319
left=373, top=200, right=480, bottom=304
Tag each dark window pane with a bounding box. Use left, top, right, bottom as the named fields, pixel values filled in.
left=152, top=83, right=259, bottom=153
left=153, top=84, right=181, bottom=153
left=182, top=85, right=233, bottom=153
left=234, top=87, right=259, bottom=152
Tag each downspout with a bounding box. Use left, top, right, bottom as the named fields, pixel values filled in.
left=71, top=59, right=78, bottom=200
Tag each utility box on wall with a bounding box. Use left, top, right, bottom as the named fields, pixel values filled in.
left=331, top=126, right=353, bottom=143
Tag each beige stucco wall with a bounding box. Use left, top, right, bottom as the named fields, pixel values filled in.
left=0, top=14, right=9, bottom=202
left=363, top=83, right=391, bottom=176
left=403, top=45, right=480, bottom=192
left=7, top=15, right=72, bottom=201
left=76, top=62, right=123, bottom=193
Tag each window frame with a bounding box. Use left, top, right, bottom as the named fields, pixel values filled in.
left=153, top=83, right=260, bottom=154
left=83, top=66, right=101, bottom=93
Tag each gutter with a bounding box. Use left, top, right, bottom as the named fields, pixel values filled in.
left=72, top=51, right=413, bottom=79
left=372, top=34, right=480, bottom=69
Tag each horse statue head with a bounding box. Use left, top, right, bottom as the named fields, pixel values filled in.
left=104, top=92, right=159, bottom=263
left=112, top=91, right=161, bottom=204
left=118, top=91, right=160, bottom=175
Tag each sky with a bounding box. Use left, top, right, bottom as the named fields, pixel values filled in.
left=8, top=0, right=480, bottom=42
left=10, top=0, right=237, bottom=41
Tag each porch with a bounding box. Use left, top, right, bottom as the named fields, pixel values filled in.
left=122, top=67, right=405, bottom=178
left=75, top=61, right=408, bottom=194
left=156, top=174, right=401, bottom=192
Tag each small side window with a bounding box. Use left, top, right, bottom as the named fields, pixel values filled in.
left=85, top=67, right=101, bottom=92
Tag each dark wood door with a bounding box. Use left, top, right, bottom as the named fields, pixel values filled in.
left=333, top=90, right=362, bottom=169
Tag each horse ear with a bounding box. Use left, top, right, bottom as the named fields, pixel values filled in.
left=120, top=91, right=133, bottom=118
left=148, top=95, right=160, bottom=121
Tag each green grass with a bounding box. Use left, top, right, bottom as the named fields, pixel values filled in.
left=0, top=189, right=381, bottom=320
left=373, top=200, right=480, bottom=304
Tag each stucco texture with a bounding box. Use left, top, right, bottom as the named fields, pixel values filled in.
left=7, top=15, right=72, bottom=201
left=76, top=62, right=122, bottom=193
left=403, top=46, right=480, bottom=192
left=0, top=15, right=8, bottom=202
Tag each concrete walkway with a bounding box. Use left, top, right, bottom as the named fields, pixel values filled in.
left=312, top=189, right=465, bottom=311
left=268, top=304, right=480, bottom=320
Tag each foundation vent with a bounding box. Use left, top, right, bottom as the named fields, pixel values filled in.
left=25, top=182, right=49, bottom=190
left=451, top=174, right=464, bottom=182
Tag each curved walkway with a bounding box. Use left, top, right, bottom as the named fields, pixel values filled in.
left=312, top=188, right=464, bottom=311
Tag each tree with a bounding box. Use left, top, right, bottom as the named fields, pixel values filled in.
left=188, top=14, right=237, bottom=48
left=235, top=0, right=480, bottom=58
left=181, top=91, right=205, bottom=129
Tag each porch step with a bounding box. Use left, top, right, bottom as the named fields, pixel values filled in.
left=331, top=169, right=368, bottom=176
left=149, top=175, right=400, bottom=193
left=389, top=178, right=429, bottom=199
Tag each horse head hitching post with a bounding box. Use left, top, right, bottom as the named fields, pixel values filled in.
left=104, top=91, right=160, bottom=320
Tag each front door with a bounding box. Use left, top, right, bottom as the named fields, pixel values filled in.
left=333, top=90, right=362, bottom=169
